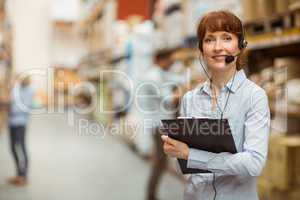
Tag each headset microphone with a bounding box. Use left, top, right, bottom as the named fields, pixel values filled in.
left=225, top=52, right=242, bottom=64
left=225, top=55, right=235, bottom=64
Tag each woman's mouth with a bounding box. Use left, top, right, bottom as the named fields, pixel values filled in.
left=212, top=55, right=226, bottom=61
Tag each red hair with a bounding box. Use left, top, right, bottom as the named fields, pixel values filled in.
left=197, top=10, right=246, bottom=70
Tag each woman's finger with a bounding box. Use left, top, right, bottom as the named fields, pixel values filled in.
left=161, top=135, right=177, bottom=146
left=161, top=135, right=168, bottom=141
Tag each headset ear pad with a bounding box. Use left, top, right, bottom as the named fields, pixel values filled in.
left=238, top=35, right=248, bottom=49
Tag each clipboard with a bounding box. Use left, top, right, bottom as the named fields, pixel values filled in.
left=161, top=118, right=237, bottom=174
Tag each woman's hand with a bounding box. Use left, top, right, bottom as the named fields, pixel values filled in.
left=161, top=135, right=189, bottom=160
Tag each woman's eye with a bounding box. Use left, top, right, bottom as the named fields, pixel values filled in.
left=204, top=38, right=213, bottom=43
left=224, top=37, right=232, bottom=41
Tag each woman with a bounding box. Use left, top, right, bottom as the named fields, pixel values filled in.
left=161, top=10, right=270, bottom=200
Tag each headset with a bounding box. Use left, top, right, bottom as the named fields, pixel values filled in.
left=238, top=34, right=248, bottom=50
left=198, top=19, right=248, bottom=64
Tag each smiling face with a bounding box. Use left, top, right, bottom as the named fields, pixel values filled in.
left=197, top=11, right=246, bottom=71
left=202, top=31, right=240, bottom=72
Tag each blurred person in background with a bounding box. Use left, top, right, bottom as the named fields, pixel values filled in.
left=6, top=76, right=35, bottom=186
left=137, top=48, right=185, bottom=200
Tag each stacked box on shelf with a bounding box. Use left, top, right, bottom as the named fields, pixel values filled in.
left=258, top=134, right=300, bottom=199
left=274, top=58, right=300, bottom=81
left=258, top=178, right=300, bottom=200
left=289, top=0, right=300, bottom=7
left=256, top=0, right=276, bottom=19
left=243, top=0, right=275, bottom=22
left=290, top=0, right=300, bottom=26
left=244, top=0, right=300, bottom=22
left=275, top=0, right=289, bottom=14
left=242, top=0, right=255, bottom=22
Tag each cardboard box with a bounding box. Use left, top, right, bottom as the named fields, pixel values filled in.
left=268, top=138, right=289, bottom=190
left=275, top=0, right=289, bottom=14
left=274, top=57, right=300, bottom=81
left=264, top=135, right=300, bottom=190
left=294, top=11, right=300, bottom=27
left=242, top=0, right=256, bottom=22
left=289, top=0, right=300, bottom=6
left=243, top=0, right=276, bottom=21
left=258, top=176, right=300, bottom=200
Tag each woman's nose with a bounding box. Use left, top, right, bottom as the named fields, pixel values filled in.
left=214, top=39, right=223, bottom=51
